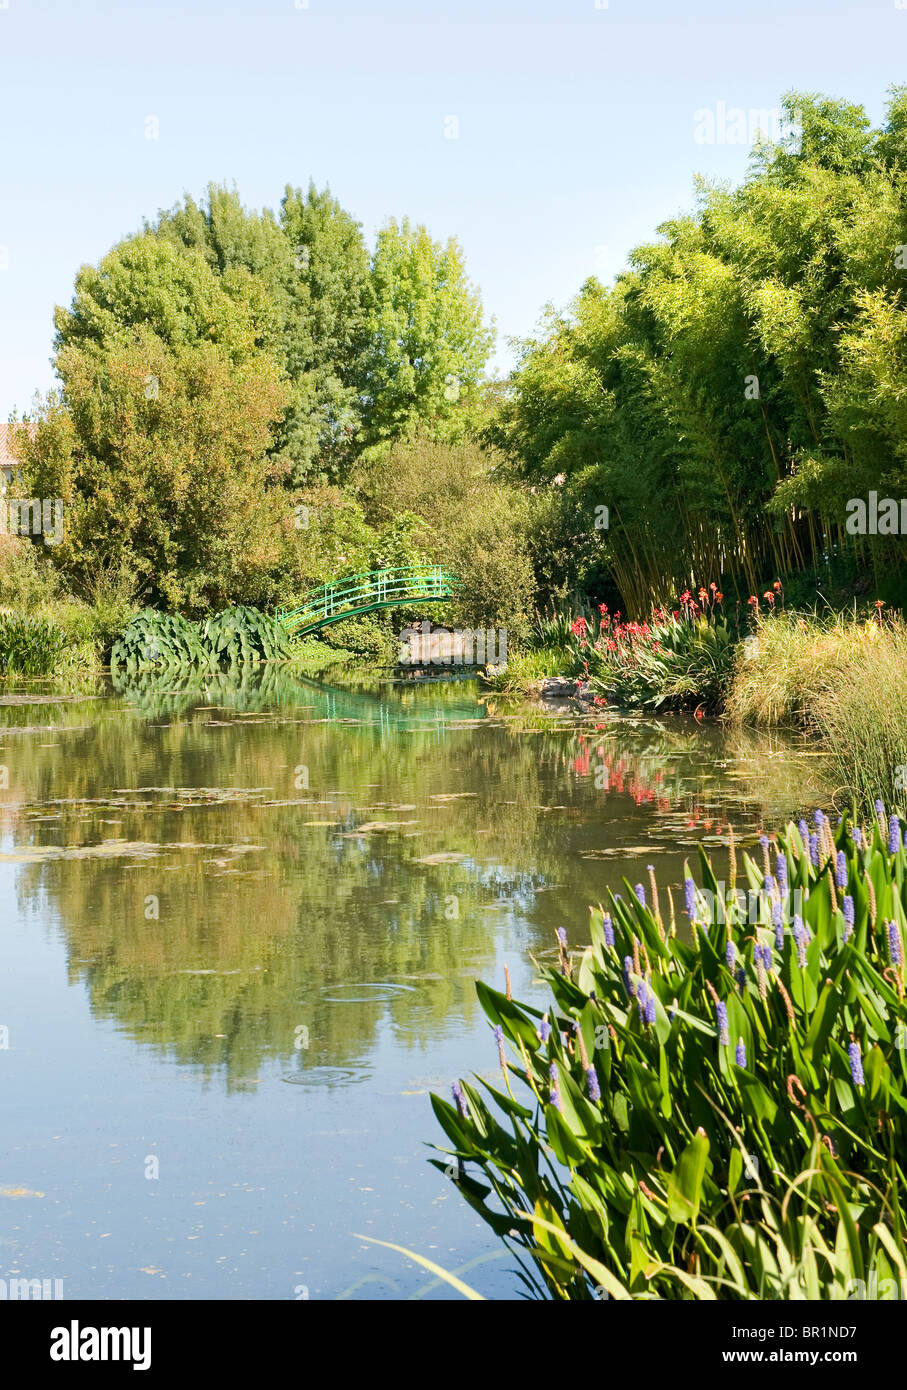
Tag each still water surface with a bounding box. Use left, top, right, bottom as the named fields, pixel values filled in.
left=1, top=667, right=830, bottom=1299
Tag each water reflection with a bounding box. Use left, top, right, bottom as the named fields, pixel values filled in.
left=2, top=667, right=830, bottom=1097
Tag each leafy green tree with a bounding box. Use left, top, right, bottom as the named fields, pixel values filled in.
left=154, top=182, right=373, bottom=485
left=20, top=235, right=288, bottom=612
left=279, top=183, right=374, bottom=481
left=356, top=220, right=494, bottom=454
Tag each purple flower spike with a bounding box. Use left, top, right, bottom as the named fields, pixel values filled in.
left=736, top=965, right=747, bottom=994
left=602, top=913, right=614, bottom=947
left=759, top=834, right=769, bottom=849
left=642, top=983, right=656, bottom=1025
left=623, top=956, right=635, bottom=997
left=848, top=1041, right=864, bottom=1087
left=851, top=825, right=863, bottom=848
left=763, top=874, right=773, bottom=895
left=793, top=915, right=808, bottom=968
left=842, top=896, right=854, bottom=943
left=875, top=799, right=885, bottom=821
left=814, top=809, right=824, bottom=827
left=888, top=920, right=902, bottom=967
left=776, top=852, right=788, bottom=893
left=809, top=834, right=820, bottom=868
left=556, top=927, right=567, bottom=947
left=586, top=1067, right=601, bottom=1102
left=539, top=1014, right=551, bottom=1044
left=684, top=877, right=697, bottom=918
left=798, top=818, right=810, bottom=846
left=451, top=1081, right=468, bottom=1119
left=549, top=1062, right=562, bottom=1111
left=634, top=883, right=646, bottom=907
left=889, top=816, right=901, bottom=856
left=716, top=1000, right=730, bottom=1046
left=836, top=851, right=847, bottom=889
left=773, top=901, right=784, bottom=950
left=735, top=1038, right=747, bottom=1067
left=726, top=940, right=736, bottom=969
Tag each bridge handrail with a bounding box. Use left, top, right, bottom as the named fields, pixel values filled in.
left=276, top=564, right=459, bottom=635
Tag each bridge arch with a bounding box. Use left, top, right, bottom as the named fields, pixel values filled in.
left=276, top=565, right=459, bottom=639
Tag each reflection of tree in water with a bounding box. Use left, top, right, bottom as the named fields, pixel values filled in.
left=6, top=673, right=831, bottom=1090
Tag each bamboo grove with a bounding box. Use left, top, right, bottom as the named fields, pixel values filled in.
left=491, top=90, right=907, bottom=614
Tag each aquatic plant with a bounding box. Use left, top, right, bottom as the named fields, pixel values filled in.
left=109, top=609, right=213, bottom=674
left=0, top=613, right=66, bottom=676
left=433, top=807, right=907, bottom=1299
left=203, top=606, right=295, bottom=666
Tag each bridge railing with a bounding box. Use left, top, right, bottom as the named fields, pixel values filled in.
left=277, top=565, right=459, bottom=637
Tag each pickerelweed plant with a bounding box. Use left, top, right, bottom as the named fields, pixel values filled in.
left=432, top=807, right=907, bottom=1299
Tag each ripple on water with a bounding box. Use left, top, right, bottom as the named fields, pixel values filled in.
left=280, top=1066, right=369, bottom=1089
left=320, top=981, right=418, bottom=1004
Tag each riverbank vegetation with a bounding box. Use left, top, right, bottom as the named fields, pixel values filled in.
left=435, top=807, right=907, bottom=1298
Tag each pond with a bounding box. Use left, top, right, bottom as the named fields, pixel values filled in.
left=0, top=665, right=831, bottom=1300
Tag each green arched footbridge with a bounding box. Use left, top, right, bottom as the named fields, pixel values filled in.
left=276, top=565, right=459, bottom=639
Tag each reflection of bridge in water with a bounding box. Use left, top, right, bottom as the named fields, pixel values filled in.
left=291, top=673, right=487, bottom=742
left=111, top=663, right=486, bottom=740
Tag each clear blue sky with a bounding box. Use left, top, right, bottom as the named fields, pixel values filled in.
left=0, top=0, right=899, bottom=419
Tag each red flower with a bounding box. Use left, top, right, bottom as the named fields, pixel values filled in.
left=570, top=616, right=587, bottom=636
left=747, top=595, right=759, bottom=607
left=599, top=603, right=608, bottom=614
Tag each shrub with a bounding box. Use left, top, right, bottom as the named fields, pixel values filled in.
left=433, top=808, right=907, bottom=1299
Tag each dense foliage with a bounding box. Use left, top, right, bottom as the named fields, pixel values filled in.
left=434, top=809, right=907, bottom=1299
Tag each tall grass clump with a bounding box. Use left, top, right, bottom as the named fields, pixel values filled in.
left=433, top=809, right=907, bottom=1299
left=814, top=623, right=907, bottom=814
left=727, top=609, right=907, bottom=811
